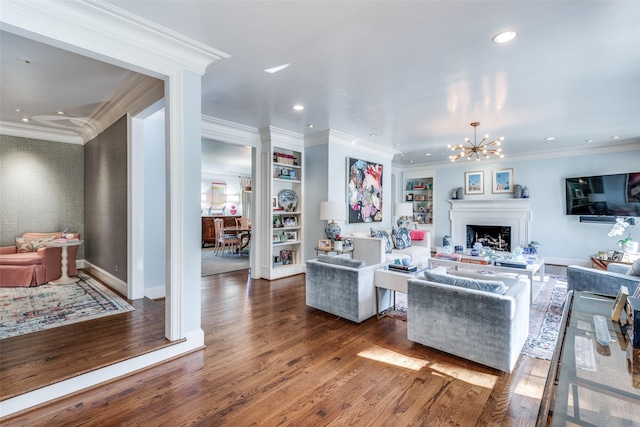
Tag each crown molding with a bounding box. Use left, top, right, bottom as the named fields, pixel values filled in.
left=79, top=72, right=164, bottom=142
left=201, top=116, right=261, bottom=148
left=305, top=129, right=400, bottom=161
left=0, top=121, right=83, bottom=144
left=259, top=126, right=304, bottom=151
left=0, top=0, right=229, bottom=77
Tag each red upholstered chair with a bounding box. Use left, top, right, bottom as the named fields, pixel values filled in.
left=0, top=232, right=79, bottom=287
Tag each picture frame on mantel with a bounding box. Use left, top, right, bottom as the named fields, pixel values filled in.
left=465, top=171, right=484, bottom=194
left=493, top=168, right=514, bottom=194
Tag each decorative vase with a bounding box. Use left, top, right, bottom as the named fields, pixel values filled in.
left=325, top=222, right=341, bottom=240
left=522, top=186, right=530, bottom=198
left=623, top=241, right=639, bottom=254
left=333, top=240, right=343, bottom=251
left=456, top=187, right=464, bottom=200
left=451, top=189, right=457, bottom=200
left=514, top=184, right=522, bottom=199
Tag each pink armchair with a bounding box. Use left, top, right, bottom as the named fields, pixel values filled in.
left=0, top=232, right=79, bottom=287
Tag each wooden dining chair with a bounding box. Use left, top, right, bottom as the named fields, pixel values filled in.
left=235, top=217, right=251, bottom=228
left=214, top=218, right=241, bottom=257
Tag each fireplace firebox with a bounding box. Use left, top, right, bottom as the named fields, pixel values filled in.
left=466, top=225, right=511, bottom=252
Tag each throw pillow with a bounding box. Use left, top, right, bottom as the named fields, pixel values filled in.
left=15, top=237, right=55, bottom=253
left=423, top=271, right=506, bottom=294
left=392, top=226, right=412, bottom=250
left=409, top=229, right=427, bottom=241
left=628, top=257, right=640, bottom=278
left=317, top=254, right=366, bottom=269
left=370, top=227, right=392, bottom=254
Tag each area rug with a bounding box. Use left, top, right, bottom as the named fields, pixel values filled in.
left=0, top=272, right=134, bottom=339
left=381, top=273, right=568, bottom=361
left=201, top=247, right=250, bottom=276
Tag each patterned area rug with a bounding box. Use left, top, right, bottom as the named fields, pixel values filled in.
left=0, top=272, right=134, bottom=339
left=382, top=273, right=568, bottom=361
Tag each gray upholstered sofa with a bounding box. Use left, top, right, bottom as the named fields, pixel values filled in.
left=305, top=255, right=392, bottom=323
left=567, top=259, right=640, bottom=296
left=406, top=269, right=530, bottom=372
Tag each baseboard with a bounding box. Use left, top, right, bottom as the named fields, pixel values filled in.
left=145, top=285, right=165, bottom=300
left=82, top=261, right=127, bottom=296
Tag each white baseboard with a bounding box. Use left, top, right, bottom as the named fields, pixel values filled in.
left=145, top=285, right=165, bottom=300
left=82, top=261, right=127, bottom=296
left=0, top=329, right=204, bottom=418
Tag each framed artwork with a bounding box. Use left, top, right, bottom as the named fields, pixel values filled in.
left=627, top=173, right=640, bottom=203
left=405, top=193, right=414, bottom=201
left=290, top=170, right=298, bottom=181
left=492, top=168, right=514, bottom=194
left=285, top=231, right=297, bottom=241
left=211, top=182, right=227, bottom=207
left=318, top=239, right=331, bottom=249
left=464, top=171, right=484, bottom=194
left=347, top=157, right=383, bottom=223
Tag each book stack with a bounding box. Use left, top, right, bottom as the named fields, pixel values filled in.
left=434, top=253, right=461, bottom=261
left=274, top=152, right=297, bottom=165
left=494, top=260, right=527, bottom=269
left=388, top=264, right=417, bottom=273
left=460, top=255, right=492, bottom=265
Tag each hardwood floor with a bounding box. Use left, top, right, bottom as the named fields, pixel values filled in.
left=2, top=269, right=553, bottom=426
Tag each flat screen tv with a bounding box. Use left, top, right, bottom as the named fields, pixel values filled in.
left=565, top=172, right=640, bottom=216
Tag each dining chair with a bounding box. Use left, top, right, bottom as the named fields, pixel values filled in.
left=236, top=217, right=251, bottom=228
left=214, top=218, right=241, bottom=257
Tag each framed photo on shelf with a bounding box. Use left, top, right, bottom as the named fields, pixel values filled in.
left=273, top=234, right=281, bottom=243
left=492, top=168, right=514, bottom=194
left=318, top=239, right=331, bottom=250
left=342, top=238, right=353, bottom=250
left=280, top=250, right=292, bottom=265
left=285, top=231, right=297, bottom=241
left=406, top=193, right=414, bottom=201
left=289, top=170, right=298, bottom=181
left=465, top=171, right=484, bottom=194
left=283, top=216, right=297, bottom=227
left=574, top=189, right=584, bottom=198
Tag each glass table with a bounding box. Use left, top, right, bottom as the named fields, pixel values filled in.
left=537, top=291, right=640, bottom=426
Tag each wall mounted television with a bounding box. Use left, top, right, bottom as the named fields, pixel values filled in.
left=565, top=172, right=640, bottom=217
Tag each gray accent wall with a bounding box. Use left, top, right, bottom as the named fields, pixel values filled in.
left=84, top=115, right=128, bottom=281
left=0, top=135, right=84, bottom=257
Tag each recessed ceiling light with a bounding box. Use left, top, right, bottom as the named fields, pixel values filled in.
left=370, top=133, right=377, bottom=137
left=424, top=153, right=432, bottom=156
left=292, top=105, right=304, bottom=111
left=14, top=108, right=22, bottom=112
left=21, top=118, right=30, bottom=122
left=492, top=30, right=518, bottom=44
left=611, top=135, right=620, bottom=139
left=56, top=111, right=65, bottom=115
left=545, top=137, right=556, bottom=141
left=394, top=143, right=401, bottom=146
left=264, top=63, right=290, bottom=74
left=409, top=160, right=414, bottom=163
left=307, top=124, right=314, bottom=128
left=400, top=153, right=405, bottom=156
left=586, top=139, right=595, bottom=143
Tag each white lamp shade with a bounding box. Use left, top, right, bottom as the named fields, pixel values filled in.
left=320, top=201, right=346, bottom=221
left=395, top=202, right=414, bottom=217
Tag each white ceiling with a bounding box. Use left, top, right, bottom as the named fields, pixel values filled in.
left=2, top=1, right=640, bottom=169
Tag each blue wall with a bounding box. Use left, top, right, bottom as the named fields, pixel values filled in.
left=432, top=149, right=640, bottom=265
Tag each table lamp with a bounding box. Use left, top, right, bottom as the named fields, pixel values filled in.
left=320, top=201, right=346, bottom=239
left=394, top=202, right=414, bottom=229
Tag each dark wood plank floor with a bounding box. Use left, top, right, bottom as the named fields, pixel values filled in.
left=2, top=269, right=552, bottom=426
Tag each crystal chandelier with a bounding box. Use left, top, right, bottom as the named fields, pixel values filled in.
left=448, top=122, right=504, bottom=162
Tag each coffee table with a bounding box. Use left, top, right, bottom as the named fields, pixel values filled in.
left=427, top=257, right=545, bottom=305
left=374, top=267, right=429, bottom=319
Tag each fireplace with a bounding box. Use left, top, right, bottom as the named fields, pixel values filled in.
left=449, top=199, right=532, bottom=250
left=466, top=225, right=511, bottom=251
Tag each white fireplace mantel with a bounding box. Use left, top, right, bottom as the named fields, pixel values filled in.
left=449, top=199, right=532, bottom=248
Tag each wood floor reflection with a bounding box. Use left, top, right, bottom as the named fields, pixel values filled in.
left=3, top=269, right=550, bottom=426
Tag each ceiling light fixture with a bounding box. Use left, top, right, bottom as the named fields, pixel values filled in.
left=424, top=153, right=432, bottom=156
left=56, top=111, right=65, bottom=115
left=492, top=30, right=518, bottom=44
left=611, top=135, right=620, bottom=139
left=307, top=124, right=314, bottom=128
left=292, top=105, right=304, bottom=111
left=447, top=122, right=504, bottom=162
left=545, top=137, right=556, bottom=141
left=21, top=118, right=30, bottom=122
left=370, top=133, right=377, bottom=137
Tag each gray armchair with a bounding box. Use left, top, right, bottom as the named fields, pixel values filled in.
left=567, top=264, right=640, bottom=296
left=305, top=255, right=392, bottom=323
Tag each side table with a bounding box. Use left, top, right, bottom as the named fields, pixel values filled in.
left=47, top=239, right=84, bottom=284
left=315, top=247, right=354, bottom=259
left=373, top=267, right=429, bottom=319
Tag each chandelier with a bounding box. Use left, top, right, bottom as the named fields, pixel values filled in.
left=448, top=122, right=504, bottom=162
